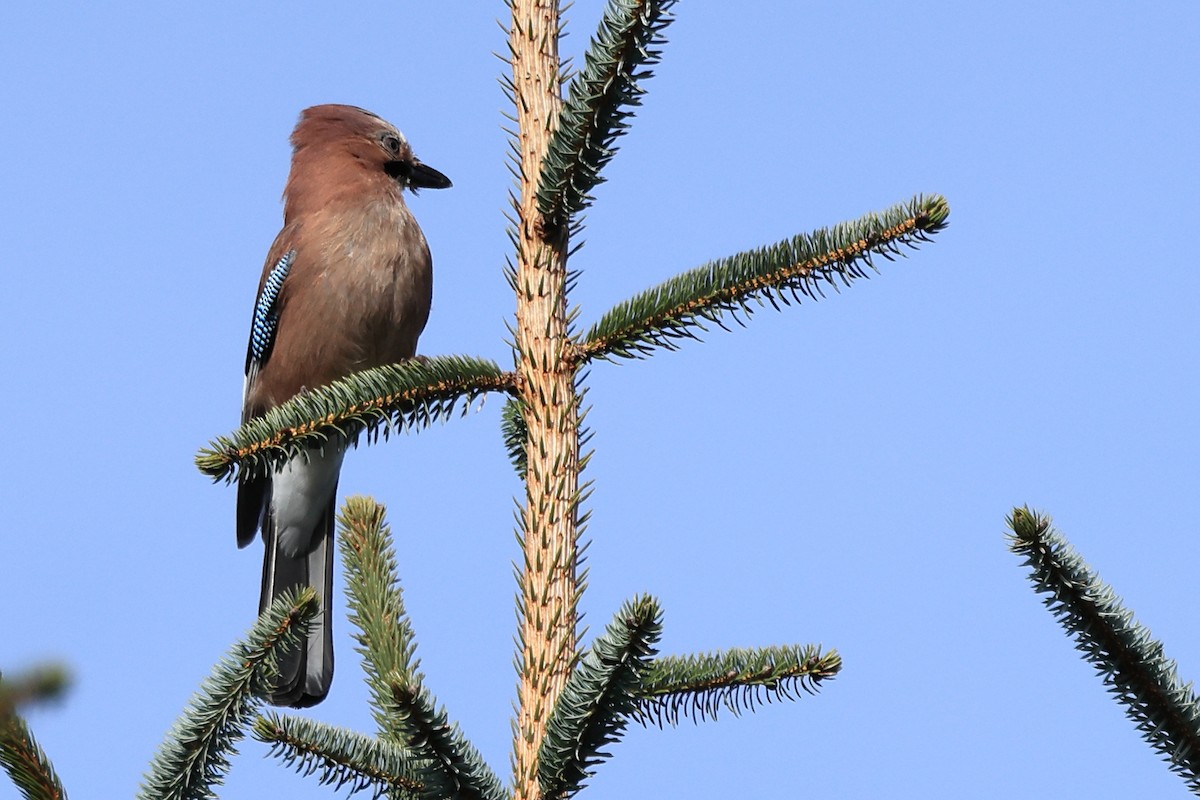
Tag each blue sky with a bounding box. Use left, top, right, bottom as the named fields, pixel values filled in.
left=3, top=1, right=1198, bottom=797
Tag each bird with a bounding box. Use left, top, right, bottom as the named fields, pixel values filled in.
left=236, top=104, right=451, bottom=707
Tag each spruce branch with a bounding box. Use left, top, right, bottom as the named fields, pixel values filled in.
left=578, top=194, right=950, bottom=363
left=1, top=712, right=65, bottom=800
left=537, top=0, right=677, bottom=233
left=387, top=678, right=506, bottom=800
left=0, top=666, right=69, bottom=719
left=253, top=712, right=426, bottom=798
left=1008, top=507, right=1200, bottom=794
left=340, top=496, right=424, bottom=746
left=633, top=644, right=841, bottom=727
left=500, top=398, right=529, bottom=480
left=0, top=665, right=69, bottom=800
left=137, top=587, right=318, bottom=800
left=339, top=497, right=505, bottom=800
left=538, top=595, right=662, bottom=800
left=196, top=356, right=515, bottom=483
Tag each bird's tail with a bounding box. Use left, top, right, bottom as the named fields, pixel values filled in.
left=259, top=443, right=345, bottom=707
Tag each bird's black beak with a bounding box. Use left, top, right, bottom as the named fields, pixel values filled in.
left=400, top=160, right=452, bottom=190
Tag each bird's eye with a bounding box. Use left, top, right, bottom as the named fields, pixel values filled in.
left=381, top=134, right=402, bottom=155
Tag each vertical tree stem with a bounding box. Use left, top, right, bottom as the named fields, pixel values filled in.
left=509, top=3, right=578, bottom=800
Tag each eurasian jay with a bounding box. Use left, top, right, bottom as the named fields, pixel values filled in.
left=236, top=104, right=451, bottom=707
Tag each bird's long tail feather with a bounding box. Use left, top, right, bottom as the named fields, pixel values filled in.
left=259, top=442, right=345, bottom=707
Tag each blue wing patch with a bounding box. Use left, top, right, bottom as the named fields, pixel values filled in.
left=248, top=249, right=295, bottom=368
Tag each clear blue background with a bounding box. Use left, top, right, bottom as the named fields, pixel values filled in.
left=3, top=2, right=1198, bottom=797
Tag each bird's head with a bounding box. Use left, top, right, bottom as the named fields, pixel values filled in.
left=285, top=104, right=451, bottom=213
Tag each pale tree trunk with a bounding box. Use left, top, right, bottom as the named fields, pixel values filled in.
left=508, top=3, right=580, bottom=800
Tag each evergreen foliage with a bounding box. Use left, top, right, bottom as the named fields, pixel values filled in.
left=196, top=356, right=513, bottom=483
left=538, top=596, right=662, bottom=799
left=253, top=713, right=425, bottom=797
left=0, top=667, right=68, bottom=720
left=0, top=666, right=70, bottom=800
left=1, top=709, right=66, bottom=800
left=635, top=644, right=842, bottom=726
left=501, top=389, right=593, bottom=553
left=339, top=497, right=424, bottom=745
left=386, top=679, right=505, bottom=800
left=137, top=588, right=318, bottom=800
left=500, top=398, right=529, bottom=480
left=579, top=194, right=948, bottom=363
left=339, top=497, right=506, bottom=800
left=537, top=0, right=677, bottom=233
left=1008, top=508, right=1200, bottom=794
